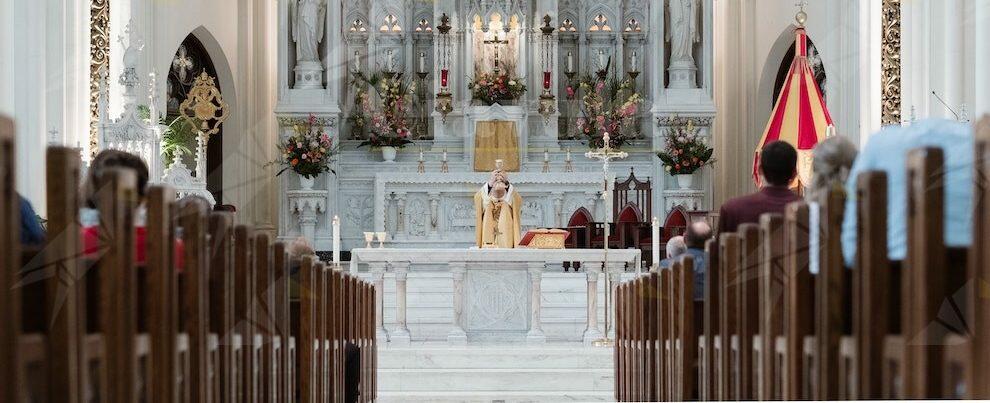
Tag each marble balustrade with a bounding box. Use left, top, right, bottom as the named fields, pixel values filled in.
left=350, top=248, right=641, bottom=345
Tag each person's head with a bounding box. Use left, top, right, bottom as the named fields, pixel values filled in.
left=82, top=150, right=150, bottom=208
left=491, top=180, right=508, bottom=199
left=684, top=221, right=713, bottom=250
left=289, top=236, right=315, bottom=259
left=809, top=135, right=858, bottom=201
left=666, top=235, right=687, bottom=259
left=759, top=140, right=798, bottom=187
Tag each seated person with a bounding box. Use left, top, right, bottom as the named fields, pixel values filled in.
left=841, top=119, right=974, bottom=266
left=81, top=149, right=184, bottom=268
left=806, top=135, right=858, bottom=274
left=684, top=221, right=713, bottom=301
left=658, top=235, right=687, bottom=270
left=718, top=141, right=803, bottom=234
left=19, top=193, right=45, bottom=247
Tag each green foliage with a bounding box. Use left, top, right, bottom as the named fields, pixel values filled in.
left=161, top=116, right=199, bottom=165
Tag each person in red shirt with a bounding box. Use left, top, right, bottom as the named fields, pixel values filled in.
left=717, top=141, right=803, bottom=234
left=81, top=150, right=184, bottom=268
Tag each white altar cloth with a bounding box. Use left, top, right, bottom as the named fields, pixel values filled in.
left=350, top=248, right=641, bottom=344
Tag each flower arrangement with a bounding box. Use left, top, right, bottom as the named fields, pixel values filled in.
left=469, top=71, right=527, bottom=105
left=352, top=71, right=415, bottom=149
left=271, top=114, right=337, bottom=179
left=576, top=77, right=642, bottom=149
left=656, top=120, right=715, bottom=175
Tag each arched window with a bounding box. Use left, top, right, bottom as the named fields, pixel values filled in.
left=559, top=18, right=577, bottom=32
left=625, top=18, right=642, bottom=32
left=589, top=13, right=612, bottom=32
left=772, top=37, right=827, bottom=105
left=415, top=18, right=432, bottom=32
left=349, top=19, right=367, bottom=32
left=380, top=14, right=402, bottom=32
left=167, top=34, right=223, bottom=204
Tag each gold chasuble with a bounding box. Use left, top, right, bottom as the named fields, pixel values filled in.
left=473, top=121, right=520, bottom=171
left=474, top=184, right=523, bottom=248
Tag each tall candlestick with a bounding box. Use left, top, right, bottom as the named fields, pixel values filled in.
left=651, top=217, right=660, bottom=269
left=419, top=52, right=427, bottom=73
left=333, top=215, right=341, bottom=266
left=567, top=51, right=574, bottom=73
left=631, top=51, right=638, bottom=71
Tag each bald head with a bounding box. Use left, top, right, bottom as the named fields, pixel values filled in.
left=685, top=221, right=713, bottom=249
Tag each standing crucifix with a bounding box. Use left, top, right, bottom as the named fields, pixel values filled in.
left=483, top=32, right=510, bottom=73
left=585, top=132, right=628, bottom=347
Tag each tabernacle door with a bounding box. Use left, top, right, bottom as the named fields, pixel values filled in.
left=473, top=120, right=520, bottom=171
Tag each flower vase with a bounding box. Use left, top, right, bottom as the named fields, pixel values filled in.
left=675, top=174, right=695, bottom=190
left=381, top=146, right=397, bottom=163
left=299, top=175, right=315, bottom=191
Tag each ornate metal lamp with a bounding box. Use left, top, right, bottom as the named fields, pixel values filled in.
left=179, top=72, right=230, bottom=180
left=435, top=13, right=454, bottom=123
left=537, top=14, right=557, bottom=125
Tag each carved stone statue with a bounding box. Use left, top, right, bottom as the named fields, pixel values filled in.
left=291, top=0, right=327, bottom=89
left=666, top=0, right=701, bottom=89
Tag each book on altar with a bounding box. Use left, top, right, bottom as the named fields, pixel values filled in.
left=518, top=229, right=570, bottom=249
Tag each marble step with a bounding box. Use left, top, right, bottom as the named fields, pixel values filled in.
left=376, top=390, right=614, bottom=403
left=379, top=346, right=613, bottom=369
left=377, top=367, right=613, bottom=393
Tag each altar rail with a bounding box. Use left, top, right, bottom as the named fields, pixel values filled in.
left=350, top=248, right=641, bottom=344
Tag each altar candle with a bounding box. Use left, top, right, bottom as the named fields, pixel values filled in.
left=543, top=71, right=552, bottom=90
left=441, top=69, right=449, bottom=88
left=332, top=215, right=341, bottom=265
left=567, top=52, right=574, bottom=73
left=566, top=148, right=571, bottom=161
left=443, top=148, right=448, bottom=161
left=419, top=52, right=427, bottom=73
left=651, top=216, right=660, bottom=269
left=353, top=51, right=360, bottom=72
left=419, top=147, right=424, bottom=162
left=598, top=50, right=606, bottom=68
left=631, top=51, right=638, bottom=71
left=544, top=149, right=550, bottom=162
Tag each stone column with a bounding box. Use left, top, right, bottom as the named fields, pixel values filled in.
left=391, top=262, right=411, bottom=344
left=527, top=262, right=547, bottom=343
left=606, top=262, right=625, bottom=339
left=288, top=194, right=326, bottom=245
left=369, top=262, right=389, bottom=342
left=447, top=262, right=468, bottom=344
left=582, top=263, right=604, bottom=345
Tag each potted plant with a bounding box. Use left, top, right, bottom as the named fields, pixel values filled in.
left=576, top=76, right=642, bottom=149
left=352, top=71, right=414, bottom=162
left=656, top=120, right=714, bottom=189
left=468, top=71, right=527, bottom=105
left=270, top=114, right=337, bottom=190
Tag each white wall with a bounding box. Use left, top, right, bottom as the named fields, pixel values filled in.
left=713, top=0, right=870, bottom=206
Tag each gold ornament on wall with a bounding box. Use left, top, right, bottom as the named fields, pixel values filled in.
left=89, top=0, right=110, bottom=157
left=179, top=72, right=230, bottom=138
left=881, top=0, right=902, bottom=126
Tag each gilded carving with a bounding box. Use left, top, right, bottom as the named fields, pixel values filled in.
left=881, top=0, right=901, bottom=126
left=90, top=0, right=110, bottom=156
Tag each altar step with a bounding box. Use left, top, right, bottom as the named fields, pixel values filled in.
left=377, top=343, right=614, bottom=403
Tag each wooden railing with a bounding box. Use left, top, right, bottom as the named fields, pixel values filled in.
left=0, top=115, right=377, bottom=402
left=615, top=118, right=990, bottom=400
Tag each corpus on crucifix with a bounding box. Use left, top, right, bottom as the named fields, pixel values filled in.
left=483, top=32, right=510, bottom=73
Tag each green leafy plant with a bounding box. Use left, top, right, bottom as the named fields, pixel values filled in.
left=576, top=75, right=642, bottom=149
left=161, top=116, right=199, bottom=165
left=351, top=71, right=415, bottom=149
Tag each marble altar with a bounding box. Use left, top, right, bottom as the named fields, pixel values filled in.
left=350, top=248, right=641, bottom=344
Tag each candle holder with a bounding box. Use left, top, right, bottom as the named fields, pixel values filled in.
left=417, top=159, right=426, bottom=173
left=628, top=70, right=640, bottom=91
left=363, top=232, right=375, bottom=249
left=376, top=232, right=387, bottom=248
left=542, top=159, right=551, bottom=173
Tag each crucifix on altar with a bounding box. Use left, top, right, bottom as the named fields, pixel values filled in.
left=483, top=32, right=509, bottom=73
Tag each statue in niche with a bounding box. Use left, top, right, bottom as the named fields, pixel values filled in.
left=291, top=0, right=326, bottom=63
left=666, top=0, right=700, bottom=65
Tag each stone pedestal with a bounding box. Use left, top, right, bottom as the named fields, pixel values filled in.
left=287, top=190, right=327, bottom=244
left=667, top=60, right=698, bottom=89
left=293, top=60, right=325, bottom=89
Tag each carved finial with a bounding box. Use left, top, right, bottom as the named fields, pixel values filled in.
left=795, top=1, right=809, bottom=27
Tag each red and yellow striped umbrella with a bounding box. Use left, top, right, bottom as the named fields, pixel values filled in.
left=753, top=26, right=833, bottom=187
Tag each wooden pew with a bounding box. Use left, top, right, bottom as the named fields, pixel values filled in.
left=701, top=237, right=720, bottom=401
left=758, top=213, right=784, bottom=401
left=971, top=117, right=990, bottom=399
left=718, top=233, right=740, bottom=401
left=816, top=187, right=846, bottom=400
left=854, top=171, right=890, bottom=399
left=735, top=223, right=760, bottom=400
left=783, top=202, right=814, bottom=400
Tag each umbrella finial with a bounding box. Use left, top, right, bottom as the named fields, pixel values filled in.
left=795, top=1, right=808, bottom=27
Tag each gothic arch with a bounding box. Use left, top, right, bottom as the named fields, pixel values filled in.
left=585, top=6, right=616, bottom=32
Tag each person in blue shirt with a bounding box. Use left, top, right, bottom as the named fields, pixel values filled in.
left=683, top=221, right=712, bottom=301
left=841, top=119, right=974, bottom=267
left=19, top=194, right=45, bottom=246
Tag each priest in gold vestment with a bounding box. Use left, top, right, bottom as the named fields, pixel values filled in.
left=474, top=169, right=523, bottom=248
